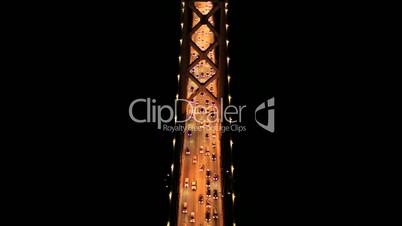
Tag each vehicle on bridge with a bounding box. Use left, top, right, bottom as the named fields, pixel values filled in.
left=213, top=189, right=218, bottom=200
left=191, top=180, right=197, bottom=191
left=213, top=208, right=218, bottom=219
left=198, top=194, right=204, bottom=204
left=182, top=202, right=188, bottom=214
left=213, top=173, right=218, bottom=181
left=190, top=212, right=195, bottom=223
left=205, top=210, right=211, bottom=222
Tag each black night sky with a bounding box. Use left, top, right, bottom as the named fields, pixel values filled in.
left=2, top=1, right=400, bottom=225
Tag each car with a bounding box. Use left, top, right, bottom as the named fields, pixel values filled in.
left=206, top=169, right=211, bottom=178
left=206, top=188, right=211, bottom=197
left=193, top=155, right=197, bottom=164
left=205, top=133, right=209, bottom=139
left=185, top=147, right=190, bottom=155
left=190, top=212, right=195, bottom=223
left=211, top=153, right=216, bottom=161
left=213, top=208, right=218, bottom=219
left=205, top=210, right=211, bottom=222
left=211, top=141, right=216, bottom=149
left=187, top=130, right=192, bottom=137
left=212, top=130, right=216, bottom=138
left=184, top=178, right=189, bottom=188
left=213, top=173, right=218, bottom=181
left=213, top=189, right=218, bottom=200
left=205, top=122, right=209, bottom=128
left=200, top=164, right=204, bottom=172
left=198, top=194, right=204, bottom=204
left=192, top=180, right=197, bottom=191
left=206, top=179, right=211, bottom=188
left=199, top=121, right=204, bottom=128
left=205, top=148, right=210, bottom=156
left=206, top=200, right=211, bottom=209
left=199, top=145, right=204, bottom=154
left=182, top=202, right=188, bottom=214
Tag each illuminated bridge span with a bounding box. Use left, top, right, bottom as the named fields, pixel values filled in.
left=174, top=1, right=229, bottom=225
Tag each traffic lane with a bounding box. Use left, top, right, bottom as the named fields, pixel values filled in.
left=190, top=122, right=204, bottom=225
left=197, top=123, right=207, bottom=224
left=177, top=139, right=187, bottom=223
left=208, top=122, right=223, bottom=226
left=194, top=127, right=202, bottom=224
left=178, top=119, right=223, bottom=225
left=178, top=121, right=196, bottom=224
left=185, top=120, right=204, bottom=225
left=203, top=125, right=219, bottom=225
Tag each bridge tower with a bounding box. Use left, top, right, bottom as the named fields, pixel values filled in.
left=173, top=0, right=230, bottom=225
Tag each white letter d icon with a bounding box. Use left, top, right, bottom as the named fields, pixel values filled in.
left=255, top=97, right=275, bottom=133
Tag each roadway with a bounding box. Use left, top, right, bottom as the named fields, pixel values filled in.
left=177, top=2, right=223, bottom=225
left=177, top=114, right=223, bottom=226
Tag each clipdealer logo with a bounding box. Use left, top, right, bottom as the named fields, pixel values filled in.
left=255, top=97, right=275, bottom=132
left=128, top=97, right=275, bottom=133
